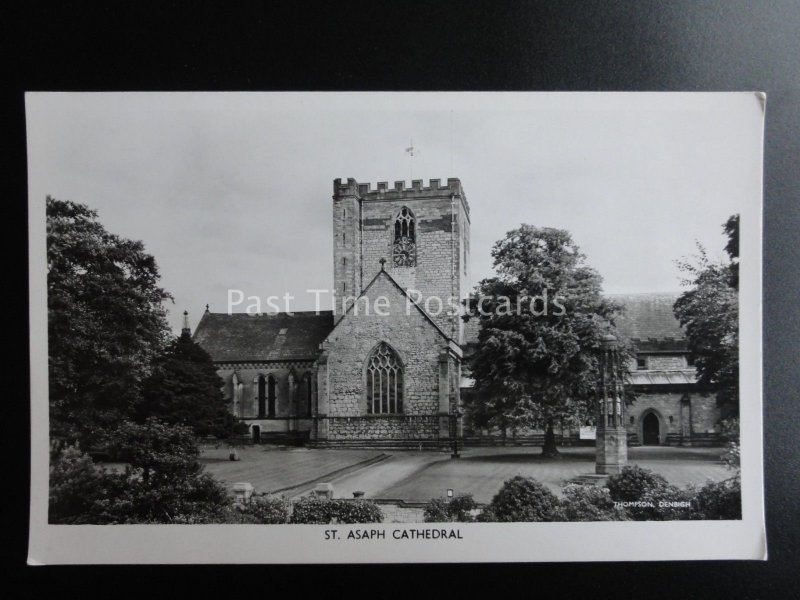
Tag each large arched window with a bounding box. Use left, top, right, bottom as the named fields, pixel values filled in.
left=257, top=374, right=277, bottom=418
left=366, top=343, right=404, bottom=414
left=393, top=206, right=416, bottom=267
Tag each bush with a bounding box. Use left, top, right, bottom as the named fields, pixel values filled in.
left=636, top=484, right=693, bottom=521
left=223, top=494, right=292, bottom=524
left=720, top=418, right=740, bottom=470
left=486, top=476, right=560, bottom=522
left=692, top=475, right=742, bottom=520
left=50, top=419, right=233, bottom=524
left=423, top=494, right=478, bottom=523
left=606, top=465, right=670, bottom=502
left=290, top=498, right=384, bottom=524
left=556, top=484, right=629, bottom=522
left=474, top=505, right=497, bottom=522
left=49, top=446, right=110, bottom=524
left=607, top=466, right=695, bottom=521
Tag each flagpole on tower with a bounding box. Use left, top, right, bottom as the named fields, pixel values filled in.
left=405, top=139, right=414, bottom=182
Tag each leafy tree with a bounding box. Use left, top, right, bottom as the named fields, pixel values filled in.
left=465, top=225, right=631, bottom=457
left=47, top=197, right=171, bottom=447
left=673, top=214, right=739, bottom=416
left=49, top=419, right=232, bottom=524
left=138, top=329, right=239, bottom=438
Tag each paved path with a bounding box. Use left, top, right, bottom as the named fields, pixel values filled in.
left=326, top=446, right=734, bottom=503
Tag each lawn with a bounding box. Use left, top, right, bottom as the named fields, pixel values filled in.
left=198, top=445, right=385, bottom=494
left=193, top=444, right=734, bottom=504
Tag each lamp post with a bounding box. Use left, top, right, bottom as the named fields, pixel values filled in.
left=595, top=334, right=628, bottom=475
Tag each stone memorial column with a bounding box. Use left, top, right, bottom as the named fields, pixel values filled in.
left=595, top=334, right=628, bottom=475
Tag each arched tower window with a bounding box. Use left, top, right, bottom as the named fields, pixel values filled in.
left=366, top=343, right=404, bottom=414
left=393, top=207, right=416, bottom=267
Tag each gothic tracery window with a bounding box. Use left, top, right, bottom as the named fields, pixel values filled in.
left=393, top=207, right=416, bottom=267
left=366, top=343, right=404, bottom=414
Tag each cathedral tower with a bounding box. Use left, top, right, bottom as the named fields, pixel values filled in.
left=332, top=177, right=470, bottom=342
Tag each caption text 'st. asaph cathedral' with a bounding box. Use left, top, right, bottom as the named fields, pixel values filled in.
left=191, top=178, right=723, bottom=448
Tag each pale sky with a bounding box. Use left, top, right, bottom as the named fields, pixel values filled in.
left=27, top=93, right=763, bottom=333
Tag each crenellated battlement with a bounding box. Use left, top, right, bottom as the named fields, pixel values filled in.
left=333, top=177, right=469, bottom=215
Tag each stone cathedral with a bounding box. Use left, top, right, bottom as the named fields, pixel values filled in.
left=192, top=177, right=723, bottom=448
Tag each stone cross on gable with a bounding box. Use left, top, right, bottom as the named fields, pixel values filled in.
left=379, top=258, right=386, bottom=270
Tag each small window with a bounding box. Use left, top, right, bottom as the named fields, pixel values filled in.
left=630, top=416, right=635, bottom=425
left=636, top=357, right=647, bottom=370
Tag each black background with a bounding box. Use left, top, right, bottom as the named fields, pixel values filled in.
left=5, top=1, right=799, bottom=597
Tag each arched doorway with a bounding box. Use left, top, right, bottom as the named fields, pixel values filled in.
left=643, top=413, right=660, bottom=445
left=251, top=424, right=261, bottom=443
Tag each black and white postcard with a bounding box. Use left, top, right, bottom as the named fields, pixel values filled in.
left=27, top=92, right=766, bottom=563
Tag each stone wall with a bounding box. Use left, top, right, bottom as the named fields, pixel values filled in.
left=375, top=501, right=427, bottom=524
left=626, top=391, right=720, bottom=445
left=326, top=415, right=439, bottom=439
left=319, top=273, right=456, bottom=440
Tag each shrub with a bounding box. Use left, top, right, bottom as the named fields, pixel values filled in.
left=720, top=418, right=740, bottom=470
left=49, top=446, right=110, bottom=524
left=486, top=476, right=560, bottom=522
left=606, top=465, right=670, bottom=502
left=606, top=465, right=699, bottom=521
left=636, top=484, right=693, bottom=521
left=290, top=498, right=383, bottom=524
left=222, top=494, right=292, bottom=524
left=50, top=419, right=233, bottom=524
left=556, top=484, right=629, bottom=522
left=423, top=494, right=478, bottom=523
left=246, top=495, right=292, bottom=524
left=692, top=475, right=742, bottom=520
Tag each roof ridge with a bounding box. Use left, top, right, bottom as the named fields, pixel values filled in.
left=323, top=268, right=454, bottom=343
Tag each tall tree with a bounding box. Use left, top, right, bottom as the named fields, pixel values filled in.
left=673, top=214, right=739, bottom=416
left=47, top=197, right=171, bottom=447
left=138, top=329, right=240, bottom=438
left=465, top=225, right=631, bottom=457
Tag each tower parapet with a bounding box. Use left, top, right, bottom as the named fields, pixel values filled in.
left=333, top=178, right=469, bottom=216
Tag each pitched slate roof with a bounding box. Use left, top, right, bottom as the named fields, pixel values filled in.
left=608, top=293, right=685, bottom=341
left=193, top=311, right=334, bottom=362
left=628, top=370, right=696, bottom=386
left=461, top=292, right=686, bottom=346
